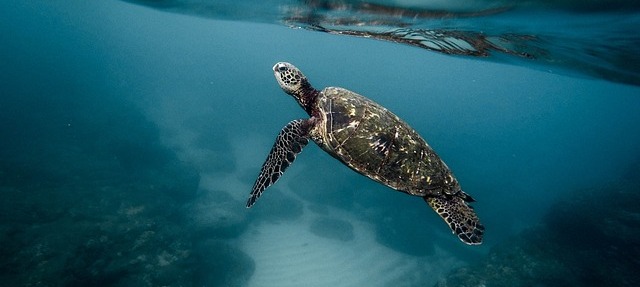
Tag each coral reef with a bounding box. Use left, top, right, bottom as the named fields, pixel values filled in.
left=437, top=176, right=640, bottom=287
left=0, top=95, right=254, bottom=286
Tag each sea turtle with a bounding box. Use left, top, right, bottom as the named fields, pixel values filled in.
left=247, top=62, right=484, bottom=245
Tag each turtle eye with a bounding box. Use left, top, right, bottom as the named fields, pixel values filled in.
left=278, top=65, right=288, bottom=72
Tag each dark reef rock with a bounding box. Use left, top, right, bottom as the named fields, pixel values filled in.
left=61, top=223, right=195, bottom=286
left=309, top=217, right=355, bottom=241
left=436, top=229, right=578, bottom=287
left=437, top=180, right=640, bottom=287
left=0, top=86, right=204, bottom=285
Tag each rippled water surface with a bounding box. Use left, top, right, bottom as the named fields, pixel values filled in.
left=126, top=0, right=640, bottom=86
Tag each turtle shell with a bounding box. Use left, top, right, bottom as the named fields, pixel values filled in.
left=312, top=87, right=458, bottom=197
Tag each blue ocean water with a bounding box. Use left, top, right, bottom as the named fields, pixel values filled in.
left=1, top=0, right=639, bottom=286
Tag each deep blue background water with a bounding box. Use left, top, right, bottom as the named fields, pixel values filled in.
left=1, top=1, right=639, bottom=286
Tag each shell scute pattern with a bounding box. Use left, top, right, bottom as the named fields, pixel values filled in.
left=316, top=87, right=453, bottom=196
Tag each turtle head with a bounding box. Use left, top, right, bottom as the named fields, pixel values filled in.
left=273, top=62, right=313, bottom=99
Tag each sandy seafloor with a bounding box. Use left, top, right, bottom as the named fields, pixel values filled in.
left=1, top=0, right=639, bottom=286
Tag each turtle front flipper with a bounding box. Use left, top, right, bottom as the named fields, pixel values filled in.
left=247, top=119, right=311, bottom=208
left=425, top=195, right=484, bottom=245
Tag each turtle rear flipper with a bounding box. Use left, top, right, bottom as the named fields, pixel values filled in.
left=247, top=119, right=311, bottom=208
left=425, top=195, right=484, bottom=245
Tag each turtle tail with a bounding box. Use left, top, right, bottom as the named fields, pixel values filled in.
left=425, top=193, right=484, bottom=245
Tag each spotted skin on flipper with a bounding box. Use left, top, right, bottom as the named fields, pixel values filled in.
left=247, top=119, right=309, bottom=208
left=425, top=195, right=484, bottom=245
